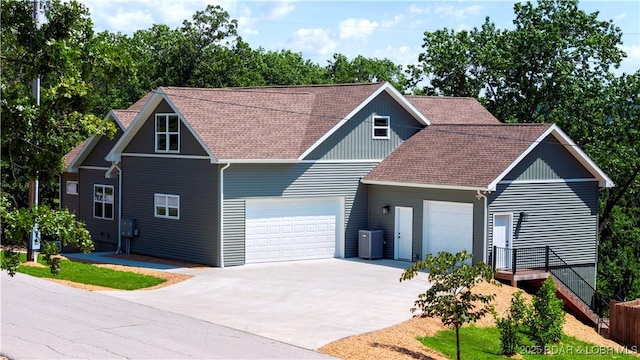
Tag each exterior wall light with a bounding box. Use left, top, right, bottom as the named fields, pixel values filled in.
left=382, top=205, right=390, bottom=215
left=519, top=211, right=528, bottom=222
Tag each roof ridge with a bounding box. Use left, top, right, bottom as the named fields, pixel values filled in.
left=406, top=95, right=478, bottom=100
left=161, top=82, right=383, bottom=91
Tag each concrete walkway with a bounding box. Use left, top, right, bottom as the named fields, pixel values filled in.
left=65, top=253, right=429, bottom=350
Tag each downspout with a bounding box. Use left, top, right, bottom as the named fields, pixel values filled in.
left=219, top=163, right=231, bottom=268
left=476, top=190, right=489, bottom=263
left=112, top=162, right=123, bottom=254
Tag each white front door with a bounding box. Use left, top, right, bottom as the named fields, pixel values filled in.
left=395, top=206, right=413, bottom=260
left=493, top=214, right=512, bottom=269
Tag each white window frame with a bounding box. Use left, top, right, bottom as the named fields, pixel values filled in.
left=155, top=113, right=180, bottom=152
left=372, top=115, right=390, bottom=139
left=66, top=181, right=78, bottom=195
left=154, top=193, right=180, bottom=219
left=93, top=185, right=114, bottom=220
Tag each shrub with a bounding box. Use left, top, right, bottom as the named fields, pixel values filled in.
left=494, top=291, right=528, bottom=355
left=527, top=277, right=565, bottom=350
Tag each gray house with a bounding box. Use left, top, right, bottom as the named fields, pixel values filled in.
left=63, top=82, right=612, bottom=292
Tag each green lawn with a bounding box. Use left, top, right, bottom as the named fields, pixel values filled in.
left=1, top=251, right=165, bottom=290
left=420, top=325, right=637, bottom=360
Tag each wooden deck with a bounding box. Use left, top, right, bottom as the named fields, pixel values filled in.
left=494, top=268, right=550, bottom=287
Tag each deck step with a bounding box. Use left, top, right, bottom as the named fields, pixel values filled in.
left=551, top=277, right=600, bottom=326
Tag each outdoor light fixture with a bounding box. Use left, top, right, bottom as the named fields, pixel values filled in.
left=519, top=211, right=528, bottom=222
left=382, top=205, right=390, bottom=215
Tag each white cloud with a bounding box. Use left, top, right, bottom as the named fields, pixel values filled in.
left=373, top=45, right=422, bottom=68
left=339, top=18, right=378, bottom=42
left=287, top=28, right=337, bottom=55
left=435, top=5, right=482, bottom=20
left=614, top=13, right=628, bottom=20
left=382, top=14, right=404, bottom=28
left=105, top=9, right=155, bottom=33
left=617, top=44, right=640, bottom=75
left=408, top=4, right=430, bottom=15
left=261, top=0, right=295, bottom=20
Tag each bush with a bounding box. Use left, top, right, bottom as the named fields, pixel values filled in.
left=527, top=278, right=565, bottom=350
left=494, top=291, right=527, bottom=355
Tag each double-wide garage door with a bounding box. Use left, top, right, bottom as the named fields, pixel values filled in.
left=245, top=198, right=342, bottom=264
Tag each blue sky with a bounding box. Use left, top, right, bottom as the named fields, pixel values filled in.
left=78, top=0, right=639, bottom=75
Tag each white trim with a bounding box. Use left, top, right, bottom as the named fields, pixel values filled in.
left=219, top=163, right=230, bottom=268
left=297, top=82, right=429, bottom=160
left=93, top=184, right=115, bottom=220
left=362, top=179, right=486, bottom=192
left=79, top=166, right=111, bottom=171
left=372, top=115, right=390, bottom=139
left=122, top=153, right=211, bottom=160
left=498, top=178, right=599, bottom=185
left=487, top=124, right=614, bottom=190
left=67, top=111, right=123, bottom=172
left=154, top=193, right=180, bottom=220
left=65, top=181, right=78, bottom=195
left=476, top=190, right=489, bottom=264
left=154, top=113, right=180, bottom=153
left=394, top=206, right=413, bottom=260
left=106, top=89, right=219, bottom=163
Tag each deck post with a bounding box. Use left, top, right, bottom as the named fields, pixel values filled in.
left=492, top=246, right=497, bottom=270
left=545, top=245, right=550, bottom=272
left=512, top=248, right=517, bottom=274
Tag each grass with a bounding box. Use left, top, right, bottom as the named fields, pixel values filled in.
left=419, top=325, right=638, bottom=359
left=1, top=251, right=165, bottom=290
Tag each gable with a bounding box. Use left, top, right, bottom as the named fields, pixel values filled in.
left=79, top=127, right=124, bottom=167
left=303, top=91, right=423, bottom=160
left=123, top=99, right=209, bottom=156
left=502, top=134, right=593, bottom=181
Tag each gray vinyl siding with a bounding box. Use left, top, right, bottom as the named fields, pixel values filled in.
left=222, top=162, right=377, bottom=266
left=488, top=181, right=599, bottom=268
left=504, top=135, right=593, bottom=181
left=304, top=92, right=423, bottom=160
left=82, top=128, right=123, bottom=167
left=124, top=100, right=209, bottom=156
left=77, top=169, right=119, bottom=252
left=60, top=172, right=79, bottom=215
left=367, top=185, right=485, bottom=263
left=121, top=157, right=219, bottom=265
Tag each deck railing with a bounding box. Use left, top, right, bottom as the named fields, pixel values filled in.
left=488, top=245, right=610, bottom=317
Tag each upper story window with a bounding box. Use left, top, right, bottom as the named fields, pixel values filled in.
left=372, top=116, right=390, bottom=139
left=155, top=114, right=180, bottom=152
left=155, top=193, right=180, bottom=219
left=66, top=181, right=78, bottom=195
left=94, top=185, right=114, bottom=220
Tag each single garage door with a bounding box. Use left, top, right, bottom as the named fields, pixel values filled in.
left=423, top=200, right=473, bottom=259
left=245, top=197, right=342, bottom=264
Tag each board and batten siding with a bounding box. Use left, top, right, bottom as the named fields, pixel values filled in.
left=488, top=181, right=599, bottom=267
left=304, top=91, right=423, bottom=160
left=124, top=100, right=208, bottom=156
left=222, top=162, right=376, bottom=266
left=367, top=185, right=485, bottom=263
left=121, top=157, right=219, bottom=266
left=503, top=135, right=593, bottom=181
left=82, top=128, right=124, bottom=167
left=77, top=168, right=119, bottom=252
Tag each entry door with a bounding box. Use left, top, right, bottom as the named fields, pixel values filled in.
left=395, top=206, right=413, bottom=260
left=493, top=214, right=512, bottom=269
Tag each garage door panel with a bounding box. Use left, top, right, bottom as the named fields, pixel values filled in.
left=245, top=198, right=341, bottom=264
left=423, top=201, right=473, bottom=260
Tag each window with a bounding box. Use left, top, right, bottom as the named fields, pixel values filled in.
left=94, top=185, right=114, bottom=220
left=155, top=114, right=180, bottom=152
left=66, top=181, right=78, bottom=195
left=155, top=194, right=179, bottom=219
left=372, top=116, right=390, bottom=139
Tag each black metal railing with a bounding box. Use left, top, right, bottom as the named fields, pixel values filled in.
left=488, top=245, right=610, bottom=318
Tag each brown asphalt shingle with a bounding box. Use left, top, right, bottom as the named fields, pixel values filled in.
left=406, top=96, right=501, bottom=125
left=365, top=124, right=553, bottom=189
left=160, top=83, right=385, bottom=159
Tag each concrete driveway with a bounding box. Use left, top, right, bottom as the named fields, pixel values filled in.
left=98, top=257, right=430, bottom=350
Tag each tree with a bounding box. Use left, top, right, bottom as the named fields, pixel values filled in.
left=1, top=0, right=116, bottom=262
left=326, top=53, right=409, bottom=91
left=400, top=251, right=496, bottom=360
left=411, top=0, right=640, bottom=303
left=526, top=278, right=565, bottom=352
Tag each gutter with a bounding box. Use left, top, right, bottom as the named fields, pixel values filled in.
left=219, top=163, right=231, bottom=268
left=476, top=190, right=489, bottom=264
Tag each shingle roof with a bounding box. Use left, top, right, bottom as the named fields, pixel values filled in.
left=406, top=96, right=501, bottom=125
left=63, top=139, right=89, bottom=168
left=160, top=83, right=386, bottom=160
left=364, top=124, right=553, bottom=189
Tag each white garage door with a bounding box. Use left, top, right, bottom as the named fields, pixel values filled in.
left=423, top=201, right=473, bottom=260
left=245, top=198, right=342, bottom=264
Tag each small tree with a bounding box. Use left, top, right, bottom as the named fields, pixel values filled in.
left=494, top=290, right=528, bottom=355
left=400, top=251, right=496, bottom=360
left=527, top=277, right=565, bottom=351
